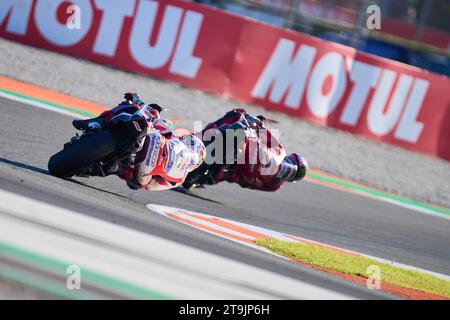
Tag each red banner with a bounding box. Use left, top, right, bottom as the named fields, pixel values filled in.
left=1, top=0, right=449, bottom=160
left=229, top=20, right=450, bottom=160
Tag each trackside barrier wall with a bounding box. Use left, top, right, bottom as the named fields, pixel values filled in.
left=1, top=0, right=449, bottom=160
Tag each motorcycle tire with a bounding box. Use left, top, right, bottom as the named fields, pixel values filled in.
left=48, top=131, right=119, bottom=178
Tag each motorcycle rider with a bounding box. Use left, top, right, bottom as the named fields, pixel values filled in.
left=185, top=108, right=308, bottom=191
left=73, top=93, right=206, bottom=191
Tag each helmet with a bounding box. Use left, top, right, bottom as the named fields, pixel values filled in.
left=284, top=153, right=308, bottom=182
left=180, top=134, right=206, bottom=170
left=148, top=103, right=163, bottom=113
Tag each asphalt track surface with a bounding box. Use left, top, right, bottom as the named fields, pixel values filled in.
left=1, top=97, right=449, bottom=299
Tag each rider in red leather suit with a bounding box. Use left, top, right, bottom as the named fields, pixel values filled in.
left=195, top=108, right=308, bottom=191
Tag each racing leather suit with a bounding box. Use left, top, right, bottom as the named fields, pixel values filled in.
left=74, top=94, right=202, bottom=191
left=200, top=108, right=296, bottom=191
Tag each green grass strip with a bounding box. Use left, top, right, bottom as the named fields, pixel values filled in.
left=0, top=88, right=98, bottom=118
left=307, top=172, right=450, bottom=216
left=0, top=242, right=176, bottom=300
left=256, top=238, right=450, bottom=298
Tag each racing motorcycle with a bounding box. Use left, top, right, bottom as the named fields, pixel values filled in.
left=182, top=114, right=277, bottom=190
left=48, top=105, right=155, bottom=178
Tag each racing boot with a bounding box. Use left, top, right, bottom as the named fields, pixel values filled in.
left=72, top=116, right=105, bottom=132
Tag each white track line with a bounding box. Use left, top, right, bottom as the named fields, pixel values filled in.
left=307, top=176, right=450, bottom=221
left=0, top=90, right=87, bottom=119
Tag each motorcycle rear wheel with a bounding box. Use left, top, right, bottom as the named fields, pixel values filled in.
left=48, top=131, right=119, bottom=178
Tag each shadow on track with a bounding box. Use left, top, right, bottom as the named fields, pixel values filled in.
left=0, top=157, right=130, bottom=199
left=0, top=157, right=223, bottom=203
left=171, top=187, right=223, bottom=205
left=65, top=178, right=130, bottom=199
left=0, top=157, right=50, bottom=175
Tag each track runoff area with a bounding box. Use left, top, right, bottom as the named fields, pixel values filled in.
left=0, top=76, right=449, bottom=302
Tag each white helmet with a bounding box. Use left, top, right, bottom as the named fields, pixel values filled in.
left=180, top=134, right=206, bottom=170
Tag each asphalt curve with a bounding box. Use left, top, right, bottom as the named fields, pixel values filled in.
left=1, top=97, right=449, bottom=299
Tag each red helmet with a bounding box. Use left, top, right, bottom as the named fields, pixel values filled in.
left=285, top=153, right=308, bottom=182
